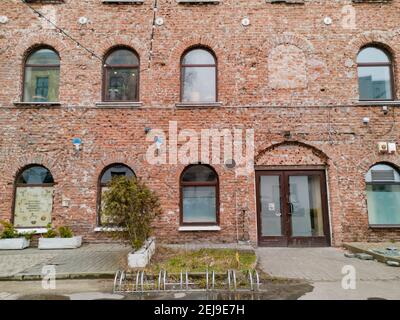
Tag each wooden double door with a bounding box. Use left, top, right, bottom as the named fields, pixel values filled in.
left=256, top=170, right=330, bottom=247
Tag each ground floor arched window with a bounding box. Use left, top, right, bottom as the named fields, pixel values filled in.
left=13, top=165, right=54, bottom=228
left=366, top=163, right=400, bottom=226
left=180, top=164, right=219, bottom=225
left=97, top=163, right=135, bottom=226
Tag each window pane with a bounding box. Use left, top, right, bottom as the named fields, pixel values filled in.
left=183, top=49, right=215, bottom=65
left=17, top=166, right=54, bottom=184
left=357, top=47, right=390, bottom=64
left=26, top=49, right=60, bottom=65
left=106, top=68, right=138, bottom=101
left=106, top=49, right=138, bottom=65
left=182, top=186, right=216, bottom=223
left=367, top=184, right=400, bottom=225
left=182, top=67, right=216, bottom=102
left=24, top=67, right=60, bottom=102
left=366, top=164, right=400, bottom=183
left=289, top=175, right=325, bottom=237
left=358, top=66, right=392, bottom=100
left=260, top=175, right=282, bottom=236
left=182, top=165, right=217, bottom=182
left=101, top=165, right=135, bottom=184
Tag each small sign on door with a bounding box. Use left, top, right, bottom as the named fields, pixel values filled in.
left=268, top=203, right=275, bottom=211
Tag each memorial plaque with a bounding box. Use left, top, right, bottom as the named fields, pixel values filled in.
left=14, top=187, right=54, bottom=227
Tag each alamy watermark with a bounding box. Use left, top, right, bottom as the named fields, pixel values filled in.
left=42, top=265, right=56, bottom=290
left=145, top=121, right=255, bottom=177
left=341, top=265, right=356, bottom=290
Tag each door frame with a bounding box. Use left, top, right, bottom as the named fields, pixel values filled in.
left=256, top=169, right=331, bottom=247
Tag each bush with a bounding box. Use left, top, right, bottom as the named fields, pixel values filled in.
left=0, top=220, right=34, bottom=240
left=58, top=226, right=73, bottom=238
left=0, top=220, right=19, bottom=239
left=102, top=176, right=161, bottom=251
left=42, top=224, right=57, bottom=238
left=42, top=224, right=74, bottom=238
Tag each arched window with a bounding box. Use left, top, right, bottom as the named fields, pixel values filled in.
left=13, top=165, right=55, bottom=228
left=366, top=163, right=400, bottom=226
left=357, top=46, right=393, bottom=101
left=103, top=48, right=139, bottom=102
left=181, top=48, right=217, bottom=103
left=98, top=163, right=135, bottom=226
left=23, top=47, right=60, bottom=102
left=180, top=165, right=219, bottom=225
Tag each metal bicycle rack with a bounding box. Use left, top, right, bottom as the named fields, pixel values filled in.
left=113, top=269, right=261, bottom=293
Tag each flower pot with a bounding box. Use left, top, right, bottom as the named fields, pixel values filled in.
left=127, top=237, right=155, bottom=268
left=0, top=238, right=30, bottom=250
left=38, top=236, right=82, bottom=250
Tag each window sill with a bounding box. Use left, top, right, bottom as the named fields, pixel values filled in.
left=94, top=226, right=127, bottom=232
left=102, top=0, right=143, bottom=3
left=16, top=228, right=48, bottom=234
left=178, top=226, right=221, bottom=232
left=13, top=102, right=61, bottom=107
left=177, top=0, right=220, bottom=3
left=369, top=224, right=400, bottom=229
left=358, top=100, right=400, bottom=106
left=175, top=102, right=222, bottom=108
left=95, top=101, right=143, bottom=108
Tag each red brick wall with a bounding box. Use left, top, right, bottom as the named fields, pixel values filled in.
left=0, top=0, right=400, bottom=246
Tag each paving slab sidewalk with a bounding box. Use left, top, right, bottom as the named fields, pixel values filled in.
left=256, top=247, right=400, bottom=300
left=0, top=244, right=131, bottom=280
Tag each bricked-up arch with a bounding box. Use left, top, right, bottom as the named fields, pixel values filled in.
left=268, top=44, right=307, bottom=89
left=255, top=141, right=329, bottom=167
left=262, top=34, right=319, bottom=91
left=12, top=164, right=55, bottom=228
left=97, top=163, right=136, bottom=226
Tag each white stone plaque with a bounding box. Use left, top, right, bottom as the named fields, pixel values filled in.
left=14, top=187, right=54, bottom=227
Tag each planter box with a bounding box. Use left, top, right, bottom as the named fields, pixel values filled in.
left=0, top=238, right=30, bottom=250
left=38, top=236, right=82, bottom=250
left=128, top=237, right=155, bottom=268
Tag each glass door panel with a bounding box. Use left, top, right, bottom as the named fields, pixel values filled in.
left=260, top=175, right=282, bottom=236
left=289, top=175, right=325, bottom=237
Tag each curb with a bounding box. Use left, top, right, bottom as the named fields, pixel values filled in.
left=0, top=272, right=116, bottom=281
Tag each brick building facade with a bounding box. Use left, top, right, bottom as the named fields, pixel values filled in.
left=0, top=0, right=400, bottom=247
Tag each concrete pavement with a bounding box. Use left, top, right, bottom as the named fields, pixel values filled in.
left=256, top=247, right=400, bottom=300
left=0, top=243, right=131, bottom=280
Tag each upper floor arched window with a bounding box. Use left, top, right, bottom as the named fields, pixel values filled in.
left=357, top=46, right=393, bottom=101
left=13, top=165, right=55, bottom=228
left=23, top=47, right=60, bottom=102
left=365, top=163, right=400, bottom=226
left=103, top=48, right=139, bottom=102
left=181, top=48, right=217, bottom=103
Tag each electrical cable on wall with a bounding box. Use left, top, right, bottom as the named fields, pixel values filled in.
left=20, top=0, right=156, bottom=73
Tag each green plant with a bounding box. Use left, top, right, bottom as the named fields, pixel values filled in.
left=22, top=231, right=35, bottom=241
left=102, top=176, right=161, bottom=250
left=0, top=220, right=33, bottom=240
left=0, top=220, right=19, bottom=239
left=58, top=226, right=73, bottom=238
left=42, top=223, right=57, bottom=238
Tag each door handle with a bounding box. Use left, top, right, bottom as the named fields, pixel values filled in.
left=288, top=202, right=294, bottom=215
